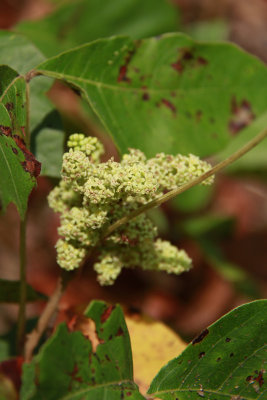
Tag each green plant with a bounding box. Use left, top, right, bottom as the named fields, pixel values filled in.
left=0, top=1, right=267, bottom=399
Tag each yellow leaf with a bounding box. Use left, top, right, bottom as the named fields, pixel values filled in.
left=0, top=374, right=17, bottom=400
left=126, top=314, right=187, bottom=399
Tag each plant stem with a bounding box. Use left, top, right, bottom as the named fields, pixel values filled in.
left=24, top=277, right=62, bottom=362
left=25, top=81, right=30, bottom=147
left=16, top=217, right=27, bottom=356
left=16, top=78, right=31, bottom=356
left=24, top=272, right=71, bottom=362
left=104, top=127, right=267, bottom=239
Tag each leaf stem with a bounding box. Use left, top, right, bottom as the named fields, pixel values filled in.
left=16, top=217, right=27, bottom=356
left=24, top=271, right=71, bottom=362
left=103, top=128, right=267, bottom=239
left=25, top=82, right=30, bottom=147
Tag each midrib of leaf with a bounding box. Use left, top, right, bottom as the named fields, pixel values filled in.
left=154, top=387, right=256, bottom=400
left=152, top=305, right=266, bottom=398
left=36, top=69, right=264, bottom=94
left=0, top=75, right=22, bottom=101
left=60, top=379, right=138, bottom=400
left=217, top=344, right=266, bottom=392
left=0, top=139, right=22, bottom=211
left=0, top=74, right=26, bottom=213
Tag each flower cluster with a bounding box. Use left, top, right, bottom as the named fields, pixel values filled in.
left=48, top=134, right=214, bottom=285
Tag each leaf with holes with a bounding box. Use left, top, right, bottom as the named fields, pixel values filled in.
left=0, top=31, right=64, bottom=177
left=21, top=300, right=145, bottom=400
left=148, top=300, right=267, bottom=400
left=36, top=33, right=267, bottom=158
left=0, top=66, right=37, bottom=217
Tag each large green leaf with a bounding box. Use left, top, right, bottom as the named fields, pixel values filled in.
left=16, top=0, right=178, bottom=57
left=30, top=107, right=65, bottom=178
left=148, top=300, right=267, bottom=399
left=0, top=66, right=35, bottom=217
left=217, top=111, right=267, bottom=172
left=0, top=31, right=65, bottom=177
left=0, top=30, right=51, bottom=132
left=0, top=279, right=46, bottom=303
left=172, top=185, right=213, bottom=213
left=36, top=33, right=267, bottom=157
left=0, top=31, right=44, bottom=75
left=21, top=300, right=145, bottom=400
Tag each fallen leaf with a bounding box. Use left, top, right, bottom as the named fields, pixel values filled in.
left=126, top=313, right=186, bottom=398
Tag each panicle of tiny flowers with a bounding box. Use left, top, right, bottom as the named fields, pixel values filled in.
left=149, top=239, right=192, bottom=274
left=56, top=239, right=86, bottom=271
left=48, top=133, right=214, bottom=280
left=83, top=160, right=123, bottom=205
left=94, top=253, right=123, bottom=285
left=61, top=150, right=90, bottom=192
left=47, top=180, right=82, bottom=213
left=108, top=213, right=157, bottom=246
left=147, top=153, right=214, bottom=192
left=58, top=206, right=104, bottom=246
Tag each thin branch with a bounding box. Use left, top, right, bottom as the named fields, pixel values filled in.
left=25, top=70, right=42, bottom=83
left=16, top=217, right=27, bottom=356
left=24, top=81, right=30, bottom=147
left=24, top=276, right=64, bottom=362
left=103, top=127, right=267, bottom=239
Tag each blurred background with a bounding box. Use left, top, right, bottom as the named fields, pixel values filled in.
left=0, top=0, right=267, bottom=342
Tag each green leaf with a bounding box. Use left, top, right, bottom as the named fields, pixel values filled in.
left=0, top=318, right=41, bottom=361
left=31, top=110, right=64, bottom=177
left=172, top=185, right=213, bottom=213
left=21, top=300, right=145, bottom=400
left=198, top=239, right=260, bottom=299
left=181, top=214, right=235, bottom=238
left=28, top=74, right=65, bottom=178
left=36, top=33, right=267, bottom=157
left=16, top=0, right=178, bottom=57
left=0, top=31, right=51, bottom=133
left=0, top=66, right=26, bottom=136
left=0, top=30, right=44, bottom=74
left=148, top=300, right=267, bottom=400
left=0, top=31, right=65, bottom=178
left=0, top=279, right=46, bottom=303
left=186, top=19, right=229, bottom=42
left=0, top=340, right=9, bottom=362
left=217, top=111, right=267, bottom=172
left=0, top=66, right=35, bottom=217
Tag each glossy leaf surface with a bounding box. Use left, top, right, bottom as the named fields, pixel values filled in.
left=21, top=301, right=145, bottom=400
left=36, top=33, right=267, bottom=157
left=148, top=300, right=267, bottom=399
